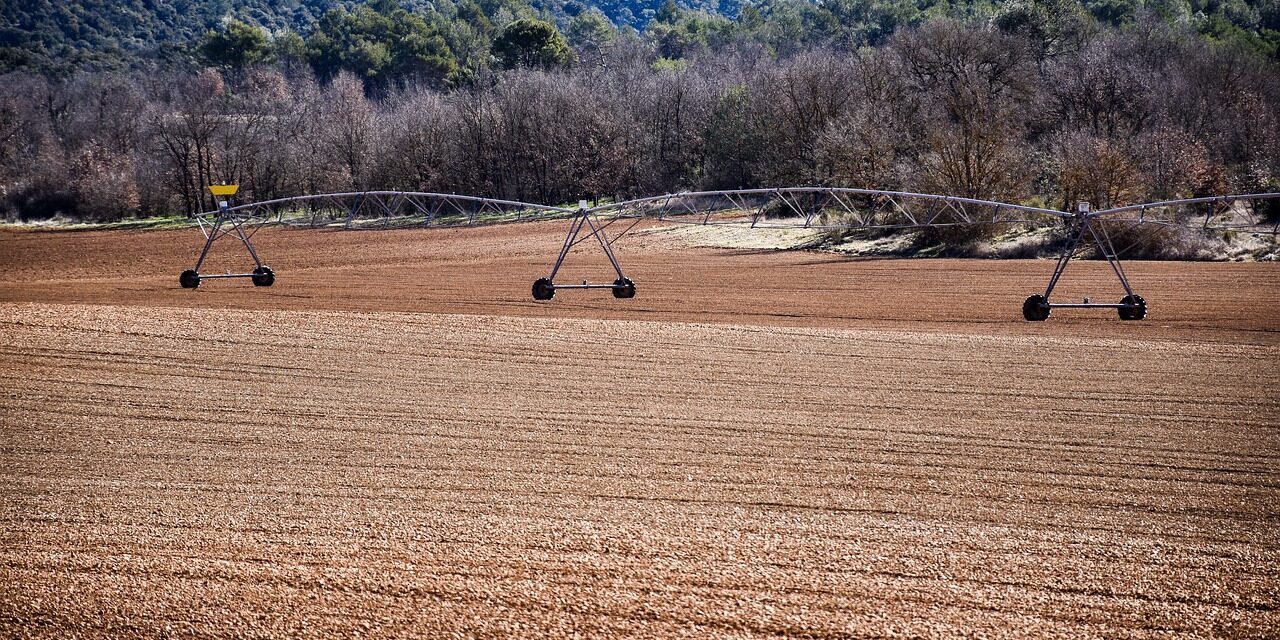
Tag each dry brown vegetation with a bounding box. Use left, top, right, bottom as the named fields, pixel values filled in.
left=4, top=19, right=1279, bottom=228
left=1, top=223, right=1278, bottom=637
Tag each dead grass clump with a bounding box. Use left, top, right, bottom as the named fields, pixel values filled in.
left=994, top=235, right=1055, bottom=259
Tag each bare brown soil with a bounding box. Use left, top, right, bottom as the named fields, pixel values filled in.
left=1, top=222, right=1278, bottom=638
left=2, top=221, right=1279, bottom=342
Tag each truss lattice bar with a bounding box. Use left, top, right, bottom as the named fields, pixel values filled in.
left=1093, top=193, right=1280, bottom=233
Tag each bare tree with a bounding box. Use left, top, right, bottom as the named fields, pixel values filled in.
left=761, top=51, right=857, bottom=185
left=1046, top=36, right=1153, bottom=139
left=1053, top=129, right=1144, bottom=209
left=374, top=87, right=455, bottom=192
left=893, top=21, right=1037, bottom=202
left=2, top=14, right=1278, bottom=229
left=148, top=69, right=228, bottom=215
left=322, top=72, right=375, bottom=191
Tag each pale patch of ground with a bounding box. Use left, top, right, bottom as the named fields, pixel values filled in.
left=644, top=219, right=1280, bottom=262
left=640, top=218, right=825, bottom=250
left=644, top=218, right=1039, bottom=257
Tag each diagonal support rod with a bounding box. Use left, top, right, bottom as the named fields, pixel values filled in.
left=1026, top=212, right=1145, bottom=320
left=533, top=205, right=633, bottom=300
left=182, top=206, right=274, bottom=289
left=193, top=211, right=266, bottom=272
left=1086, top=218, right=1134, bottom=297
left=1042, top=217, right=1091, bottom=301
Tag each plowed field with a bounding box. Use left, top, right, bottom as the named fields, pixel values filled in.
left=2, top=222, right=1278, bottom=638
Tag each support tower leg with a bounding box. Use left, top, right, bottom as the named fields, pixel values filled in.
left=1023, top=217, right=1145, bottom=321
left=179, top=210, right=274, bottom=289
left=532, top=206, right=634, bottom=300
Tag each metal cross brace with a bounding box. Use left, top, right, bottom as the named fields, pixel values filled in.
left=192, top=209, right=267, bottom=274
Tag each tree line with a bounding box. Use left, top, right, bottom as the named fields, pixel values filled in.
left=6, top=0, right=1280, bottom=76
left=1, top=7, right=1277, bottom=225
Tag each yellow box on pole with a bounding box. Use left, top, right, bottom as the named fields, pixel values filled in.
left=208, top=184, right=239, bottom=196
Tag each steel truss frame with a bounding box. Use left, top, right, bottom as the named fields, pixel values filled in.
left=178, top=191, right=573, bottom=289
left=1098, top=193, right=1280, bottom=232
left=179, top=205, right=276, bottom=289
left=1020, top=213, right=1145, bottom=321
left=532, top=204, right=641, bottom=300
left=534, top=188, right=1280, bottom=321
left=180, top=187, right=1279, bottom=321
left=532, top=187, right=1073, bottom=301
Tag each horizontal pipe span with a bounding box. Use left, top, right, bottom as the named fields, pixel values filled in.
left=197, top=191, right=577, bottom=219
left=1047, top=303, right=1133, bottom=308
left=190, top=188, right=1280, bottom=232
left=589, top=187, right=1068, bottom=219
left=1092, top=192, right=1280, bottom=217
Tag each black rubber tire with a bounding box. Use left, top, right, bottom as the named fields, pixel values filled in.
left=1022, top=294, right=1050, bottom=321
left=612, top=277, right=636, bottom=299
left=179, top=269, right=200, bottom=289
left=532, top=277, right=555, bottom=301
left=251, top=266, right=275, bottom=287
left=1118, top=294, right=1147, bottom=321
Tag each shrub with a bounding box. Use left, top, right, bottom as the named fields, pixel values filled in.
left=1097, top=221, right=1227, bottom=261
left=6, top=181, right=77, bottom=221
left=913, top=223, right=1001, bottom=255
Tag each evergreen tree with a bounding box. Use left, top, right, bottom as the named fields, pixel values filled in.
left=492, top=19, right=572, bottom=70
left=198, top=19, right=274, bottom=69
left=306, top=0, right=457, bottom=88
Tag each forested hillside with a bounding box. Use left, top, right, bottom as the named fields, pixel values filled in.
left=1, top=0, right=1278, bottom=244
left=3, top=0, right=1279, bottom=73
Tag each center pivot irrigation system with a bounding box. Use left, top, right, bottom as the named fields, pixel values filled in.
left=180, top=186, right=1279, bottom=321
